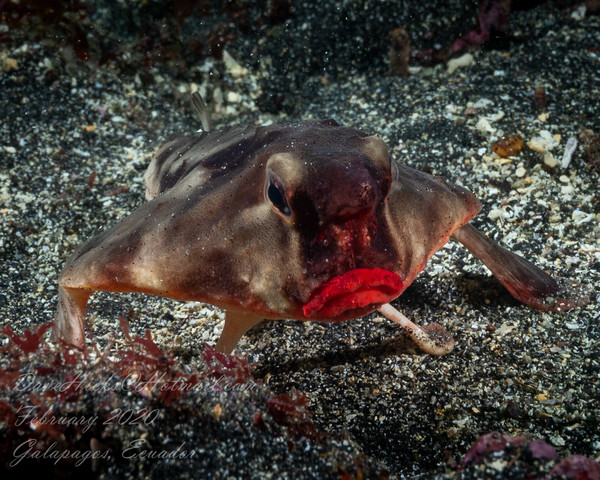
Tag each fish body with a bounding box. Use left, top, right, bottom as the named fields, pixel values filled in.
left=54, top=118, right=584, bottom=354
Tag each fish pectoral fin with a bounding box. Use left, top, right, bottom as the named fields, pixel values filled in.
left=54, top=285, right=91, bottom=347
left=378, top=303, right=455, bottom=356
left=215, top=310, right=265, bottom=354
left=452, top=223, right=587, bottom=311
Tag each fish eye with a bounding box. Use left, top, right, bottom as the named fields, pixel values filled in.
left=268, top=182, right=286, bottom=211
left=265, top=172, right=292, bottom=218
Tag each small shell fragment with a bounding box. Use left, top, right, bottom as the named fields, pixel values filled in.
left=447, top=53, right=474, bottom=75
left=222, top=50, right=248, bottom=78
left=528, top=130, right=560, bottom=153
left=538, top=112, right=550, bottom=122
left=561, top=136, right=578, bottom=168
left=476, top=118, right=495, bottom=134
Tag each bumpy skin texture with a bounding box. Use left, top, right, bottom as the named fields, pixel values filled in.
left=54, top=119, right=583, bottom=353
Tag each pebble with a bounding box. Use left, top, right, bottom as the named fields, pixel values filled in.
left=226, top=91, right=242, bottom=103
left=550, top=434, right=566, bottom=447
left=543, top=152, right=559, bottom=167
left=4, top=57, right=17, bottom=70
left=561, top=185, right=574, bottom=194
left=223, top=50, right=248, bottom=78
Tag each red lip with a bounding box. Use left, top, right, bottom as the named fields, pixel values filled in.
left=302, top=268, right=403, bottom=318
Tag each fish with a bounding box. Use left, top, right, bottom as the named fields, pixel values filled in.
left=54, top=94, right=585, bottom=355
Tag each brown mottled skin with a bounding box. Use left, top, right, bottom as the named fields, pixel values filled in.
left=54, top=119, right=585, bottom=354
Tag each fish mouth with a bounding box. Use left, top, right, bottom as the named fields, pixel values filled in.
left=302, top=268, right=403, bottom=318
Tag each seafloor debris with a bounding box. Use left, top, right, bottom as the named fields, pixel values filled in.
left=561, top=136, right=578, bottom=168
left=388, top=28, right=411, bottom=77
left=492, top=135, right=526, bottom=157
left=534, top=86, right=548, bottom=110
